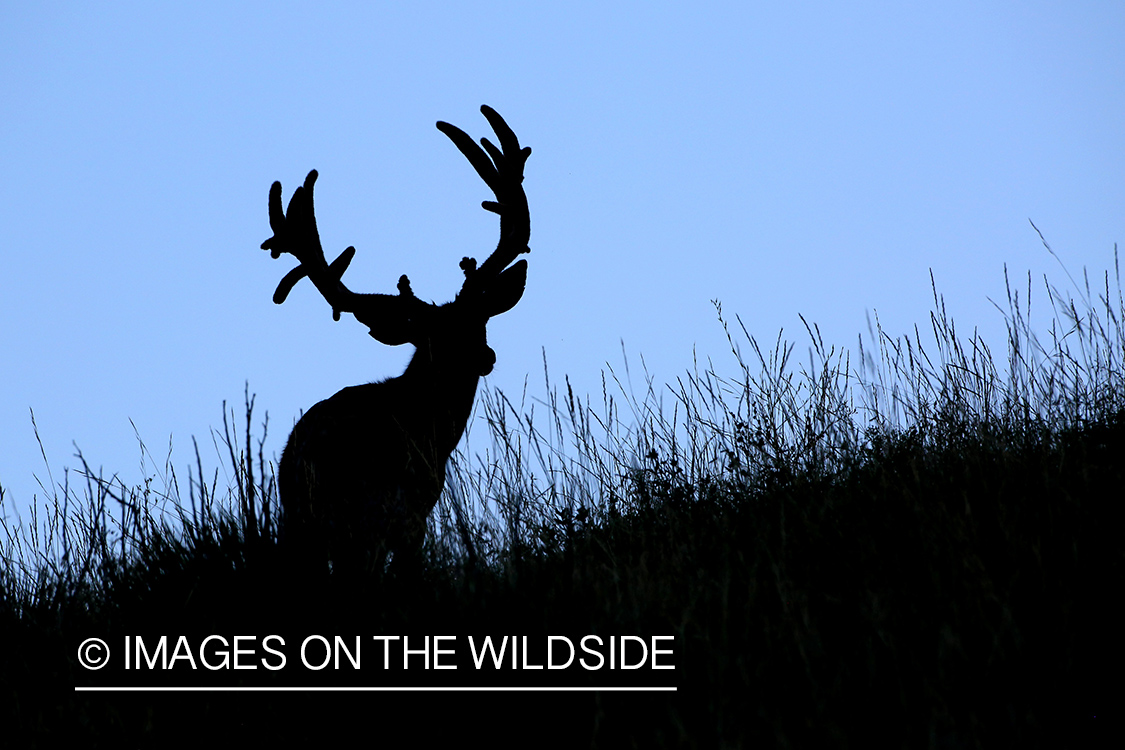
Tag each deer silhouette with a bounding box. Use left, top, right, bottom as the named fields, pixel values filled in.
left=261, top=106, right=531, bottom=573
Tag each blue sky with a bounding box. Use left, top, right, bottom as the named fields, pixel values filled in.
left=1, top=2, right=1122, bottom=518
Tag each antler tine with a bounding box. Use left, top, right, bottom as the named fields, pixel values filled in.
left=479, top=104, right=527, bottom=179
left=436, top=106, right=531, bottom=290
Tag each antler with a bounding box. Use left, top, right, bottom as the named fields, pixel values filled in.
left=436, top=105, right=532, bottom=295
left=260, top=169, right=424, bottom=344
left=260, top=105, right=530, bottom=342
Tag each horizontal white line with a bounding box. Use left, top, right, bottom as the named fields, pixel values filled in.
left=75, top=686, right=677, bottom=692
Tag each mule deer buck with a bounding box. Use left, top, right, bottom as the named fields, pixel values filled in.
left=260, top=106, right=531, bottom=573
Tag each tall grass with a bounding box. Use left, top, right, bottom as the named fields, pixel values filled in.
left=2, top=248, right=1121, bottom=747
left=448, top=245, right=1122, bottom=559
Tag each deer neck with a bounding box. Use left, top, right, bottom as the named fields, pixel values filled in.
left=398, top=348, right=481, bottom=446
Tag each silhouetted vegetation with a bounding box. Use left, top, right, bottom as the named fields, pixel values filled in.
left=2, top=252, right=1120, bottom=747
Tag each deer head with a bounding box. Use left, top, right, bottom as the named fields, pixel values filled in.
left=261, top=105, right=531, bottom=366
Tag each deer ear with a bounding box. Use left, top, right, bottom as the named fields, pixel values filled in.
left=367, top=325, right=412, bottom=346
left=354, top=294, right=424, bottom=346
left=483, top=260, right=527, bottom=317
